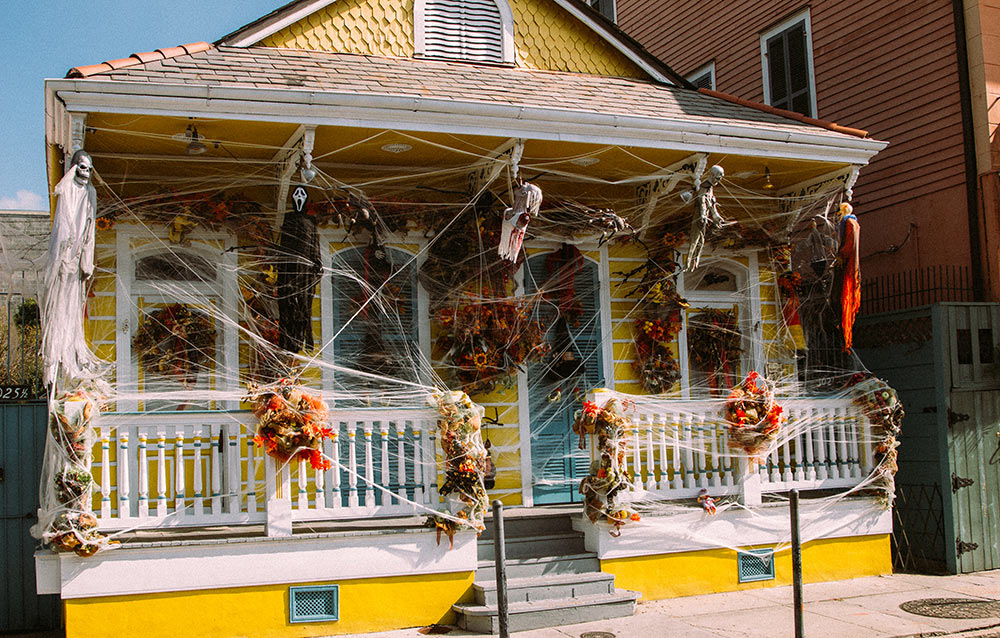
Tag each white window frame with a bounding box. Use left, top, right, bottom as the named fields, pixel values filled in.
left=115, top=225, right=239, bottom=412
left=588, top=0, right=617, bottom=23
left=413, top=0, right=515, bottom=64
left=686, top=61, right=716, bottom=90
left=760, top=9, right=818, bottom=118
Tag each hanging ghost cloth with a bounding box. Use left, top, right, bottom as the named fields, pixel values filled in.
left=498, top=181, right=542, bottom=262
left=277, top=185, right=322, bottom=354
left=41, top=150, right=108, bottom=389
left=835, top=202, right=860, bottom=351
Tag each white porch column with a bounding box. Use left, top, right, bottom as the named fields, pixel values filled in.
left=738, top=455, right=762, bottom=506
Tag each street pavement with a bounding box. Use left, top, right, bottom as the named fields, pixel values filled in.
left=363, top=570, right=1000, bottom=638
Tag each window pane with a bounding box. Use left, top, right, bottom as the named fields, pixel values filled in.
left=135, top=252, right=217, bottom=282
left=767, top=35, right=788, bottom=106
left=787, top=23, right=809, bottom=95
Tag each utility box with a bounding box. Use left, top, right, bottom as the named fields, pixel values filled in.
left=855, top=303, right=1000, bottom=574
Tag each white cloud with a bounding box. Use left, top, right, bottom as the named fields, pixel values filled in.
left=0, top=190, right=45, bottom=211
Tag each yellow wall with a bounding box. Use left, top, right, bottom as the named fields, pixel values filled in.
left=258, top=0, right=648, bottom=78
left=65, top=571, right=474, bottom=638
left=601, top=534, right=891, bottom=601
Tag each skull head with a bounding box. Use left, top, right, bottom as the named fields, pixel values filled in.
left=705, top=165, right=724, bottom=186
left=292, top=186, right=308, bottom=213
left=71, top=150, right=93, bottom=187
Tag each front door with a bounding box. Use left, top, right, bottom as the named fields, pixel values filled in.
left=525, top=249, right=604, bottom=504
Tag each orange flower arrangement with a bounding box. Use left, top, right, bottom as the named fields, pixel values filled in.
left=248, top=379, right=332, bottom=470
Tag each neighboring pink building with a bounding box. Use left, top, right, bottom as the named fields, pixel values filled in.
left=618, top=0, right=1000, bottom=309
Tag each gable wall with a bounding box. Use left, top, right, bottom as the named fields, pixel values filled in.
left=257, top=0, right=648, bottom=78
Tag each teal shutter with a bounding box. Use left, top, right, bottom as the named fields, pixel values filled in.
left=524, top=251, right=604, bottom=504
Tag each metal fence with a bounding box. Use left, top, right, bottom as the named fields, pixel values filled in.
left=862, top=265, right=974, bottom=315
left=0, top=270, right=43, bottom=399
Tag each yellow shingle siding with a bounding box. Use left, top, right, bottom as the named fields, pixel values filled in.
left=256, top=0, right=649, bottom=79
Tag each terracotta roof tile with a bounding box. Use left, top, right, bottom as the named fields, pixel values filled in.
left=67, top=42, right=212, bottom=78
left=698, top=88, right=869, bottom=139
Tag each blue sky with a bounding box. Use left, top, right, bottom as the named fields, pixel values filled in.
left=0, top=0, right=281, bottom=210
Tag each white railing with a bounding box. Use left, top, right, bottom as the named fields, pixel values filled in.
left=589, top=391, right=872, bottom=505
left=91, top=408, right=441, bottom=533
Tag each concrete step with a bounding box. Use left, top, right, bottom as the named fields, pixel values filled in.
left=479, top=513, right=576, bottom=541
left=477, top=531, right=586, bottom=561
left=476, top=553, right=601, bottom=580
left=473, top=571, right=616, bottom=606
left=454, top=590, right=640, bottom=634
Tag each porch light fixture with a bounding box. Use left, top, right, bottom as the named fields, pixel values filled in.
left=380, top=143, right=412, bottom=153
left=300, top=152, right=317, bottom=183
left=763, top=167, right=775, bottom=190
left=185, top=125, right=207, bottom=155
left=570, top=156, right=600, bottom=166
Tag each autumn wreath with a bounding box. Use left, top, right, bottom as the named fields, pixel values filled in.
left=248, top=379, right=332, bottom=471
left=724, top=371, right=784, bottom=456
left=132, top=303, right=216, bottom=386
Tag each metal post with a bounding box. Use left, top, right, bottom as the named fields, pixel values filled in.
left=790, top=489, right=804, bottom=638
left=492, top=500, right=510, bottom=638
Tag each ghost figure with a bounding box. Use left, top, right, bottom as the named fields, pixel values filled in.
left=498, top=182, right=543, bottom=262
left=682, top=165, right=730, bottom=271
left=277, top=185, right=322, bottom=354
left=41, top=150, right=108, bottom=390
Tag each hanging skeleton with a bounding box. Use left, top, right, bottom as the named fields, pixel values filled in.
left=498, top=181, right=542, bottom=262
left=277, top=185, right=322, bottom=354
left=681, top=165, right=731, bottom=271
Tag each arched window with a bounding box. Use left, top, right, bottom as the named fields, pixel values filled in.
left=414, top=0, right=515, bottom=64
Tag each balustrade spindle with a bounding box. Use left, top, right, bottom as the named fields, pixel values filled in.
left=138, top=431, right=149, bottom=518
left=348, top=423, right=360, bottom=509
left=227, top=426, right=240, bottom=514
left=768, top=444, right=780, bottom=484
left=694, top=414, right=709, bottom=489
left=814, top=409, right=829, bottom=480
left=211, top=426, right=222, bottom=515
left=630, top=421, right=641, bottom=491
left=671, top=416, right=683, bottom=490
left=314, top=443, right=326, bottom=509
left=805, top=408, right=818, bottom=481
left=791, top=409, right=805, bottom=482
left=100, top=427, right=111, bottom=520
left=848, top=409, right=862, bottom=479
left=826, top=409, right=840, bottom=480
left=395, top=423, right=407, bottom=506
left=423, top=426, right=435, bottom=504
left=379, top=422, right=390, bottom=508
left=330, top=428, right=342, bottom=509
left=193, top=426, right=204, bottom=516
left=682, top=414, right=695, bottom=490
left=119, top=432, right=131, bottom=519
left=781, top=431, right=794, bottom=483
left=644, top=415, right=656, bottom=491
left=156, top=430, right=167, bottom=517
left=174, top=428, right=185, bottom=519
left=298, top=458, right=309, bottom=510
left=656, top=415, right=668, bottom=490
left=412, top=425, right=424, bottom=505
left=247, top=437, right=257, bottom=513
left=364, top=423, right=375, bottom=509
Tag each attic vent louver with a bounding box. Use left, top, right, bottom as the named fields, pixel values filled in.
left=422, top=0, right=505, bottom=63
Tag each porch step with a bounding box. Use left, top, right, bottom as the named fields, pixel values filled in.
left=473, top=571, right=616, bottom=606
left=479, top=513, right=576, bottom=541
left=453, top=590, right=640, bottom=634
left=477, top=531, right=586, bottom=561
left=476, top=553, right=601, bottom=580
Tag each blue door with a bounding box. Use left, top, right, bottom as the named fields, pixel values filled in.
left=524, top=250, right=604, bottom=504
left=1, top=401, right=61, bottom=632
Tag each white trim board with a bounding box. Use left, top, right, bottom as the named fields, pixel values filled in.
left=46, top=82, right=886, bottom=165
left=37, top=528, right=477, bottom=599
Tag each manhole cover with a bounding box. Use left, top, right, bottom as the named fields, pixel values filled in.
left=900, top=598, right=1000, bottom=619
left=580, top=633, right=615, bottom=638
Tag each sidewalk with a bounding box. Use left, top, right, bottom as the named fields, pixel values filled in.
left=364, top=571, right=1000, bottom=638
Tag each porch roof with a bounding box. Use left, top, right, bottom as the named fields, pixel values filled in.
left=53, top=45, right=885, bottom=165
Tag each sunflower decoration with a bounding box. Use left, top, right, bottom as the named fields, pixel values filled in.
left=247, top=378, right=333, bottom=471
left=95, top=215, right=115, bottom=232
left=132, top=304, right=216, bottom=387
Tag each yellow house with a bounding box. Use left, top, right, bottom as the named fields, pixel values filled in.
left=36, top=1, right=893, bottom=636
